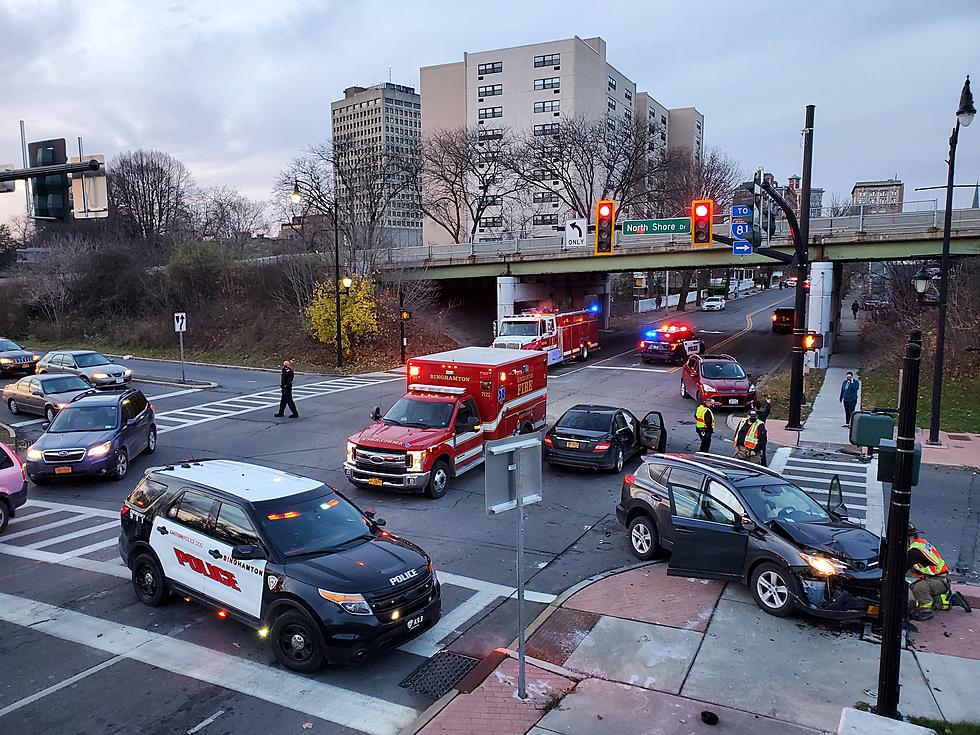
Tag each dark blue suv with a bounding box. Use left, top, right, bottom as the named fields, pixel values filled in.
left=26, top=389, right=156, bottom=483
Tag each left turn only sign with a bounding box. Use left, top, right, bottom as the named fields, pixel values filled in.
left=174, top=312, right=187, bottom=333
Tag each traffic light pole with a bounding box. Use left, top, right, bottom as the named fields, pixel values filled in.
left=399, top=291, right=407, bottom=365
left=0, top=158, right=101, bottom=183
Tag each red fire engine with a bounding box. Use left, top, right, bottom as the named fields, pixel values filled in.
left=491, top=306, right=600, bottom=366
left=344, top=347, right=548, bottom=499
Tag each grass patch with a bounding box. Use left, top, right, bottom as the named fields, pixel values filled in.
left=20, top=339, right=292, bottom=371
left=859, top=366, right=980, bottom=434
left=757, top=368, right=827, bottom=422
left=908, top=716, right=980, bottom=734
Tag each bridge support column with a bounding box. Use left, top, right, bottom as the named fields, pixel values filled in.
left=496, top=276, right=518, bottom=324
left=806, top=261, right=834, bottom=369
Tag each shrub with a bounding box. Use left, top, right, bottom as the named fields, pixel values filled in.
left=306, top=277, right=378, bottom=351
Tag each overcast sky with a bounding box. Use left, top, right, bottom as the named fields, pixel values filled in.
left=2, top=0, right=979, bottom=227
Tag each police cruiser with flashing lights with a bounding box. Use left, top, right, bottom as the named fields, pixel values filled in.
left=119, top=459, right=441, bottom=672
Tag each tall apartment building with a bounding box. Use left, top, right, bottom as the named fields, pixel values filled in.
left=420, top=36, right=703, bottom=244
left=666, top=107, right=704, bottom=160
left=330, top=83, right=422, bottom=246
left=851, top=178, right=904, bottom=214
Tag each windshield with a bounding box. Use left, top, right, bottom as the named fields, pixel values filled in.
left=556, top=410, right=613, bottom=432
left=260, top=492, right=373, bottom=557
left=0, top=339, right=22, bottom=351
left=48, top=405, right=118, bottom=433
left=383, top=396, right=455, bottom=429
left=498, top=321, right=539, bottom=337
left=741, top=483, right=830, bottom=525
left=42, top=376, right=90, bottom=394
left=701, top=362, right=746, bottom=380
left=74, top=353, right=112, bottom=367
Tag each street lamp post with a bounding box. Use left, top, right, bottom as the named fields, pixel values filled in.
left=912, top=267, right=932, bottom=307
left=928, top=76, right=975, bottom=445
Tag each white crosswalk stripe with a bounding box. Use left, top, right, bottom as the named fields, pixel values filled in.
left=780, top=449, right=871, bottom=526
left=153, top=375, right=400, bottom=434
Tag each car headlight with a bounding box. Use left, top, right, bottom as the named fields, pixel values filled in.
left=800, top=553, right=847, bottom=576
left=123, top=368, right=132, bottom=377
left=87, top=441, right=113, bottom=458
left=701, top=384, right=718, bottom=393
left=749, top=383, right=757, bottom=392
left=32, top=354, right=40, bottom=361
left=407, top=450, right=427, bottom=472
left=56, top=403, right=68, bottom=409
left=346, top=441, right=356, bottom=463
left=0, top=358, right=12, bottom=364
left=318, top=589, right=372, bottom=615
left=91, top=373, right=109, bottom=379
left=27, top=448, right=43, bottom=461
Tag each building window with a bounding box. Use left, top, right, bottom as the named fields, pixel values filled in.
left=482, top=195, right=503, bottom=206
left=661, top=115, right=667, bottom=126
left=624, top=89, right=632, bottom=102
left=531, top=168, right=555, bottom=181
left=533, top=123, right=560, bottom=136
left=534, top=100, right=560, bottom=113
left=608, top=76, right=617, bottom=90
left=478, top=84, right=503, bottom=97
left=533, top=213, right=558, bottom=225
left=607, top=97, right=617, bottom=111
left=479, top=106, right=503, bottom=119
left=481, top=216, right=503, bottom=227
left=532, top=191, right=559, bottom=203
left=478, top=127, right=503, bottom=141
left=534, top=77, right=560, bottom=90
left=534, top=53, right=560, bottom=68
left=478, top=62, right=502, bottom=75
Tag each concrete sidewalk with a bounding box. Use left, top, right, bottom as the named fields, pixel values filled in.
left=411, top=565, right=980, bottom=734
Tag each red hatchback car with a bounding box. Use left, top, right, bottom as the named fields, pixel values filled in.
left=680, top=354, right=756, bottom=408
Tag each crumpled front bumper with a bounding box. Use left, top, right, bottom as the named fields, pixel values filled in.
left=797, top=569, right=882, bottom=620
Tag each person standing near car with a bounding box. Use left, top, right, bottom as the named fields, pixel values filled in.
left=694, top=397, right=714, bottom=453
left=275, top=360, right=298, bottom=418
left=839, top=371, right=860, bottom=427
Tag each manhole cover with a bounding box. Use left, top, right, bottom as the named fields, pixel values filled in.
left=399, top=651, right=479, bottom=699
left=947, top=434, right=972, bottom=441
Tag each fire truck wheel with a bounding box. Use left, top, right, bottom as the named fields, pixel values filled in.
left=578, top=344, right=589, bottom=362
left=426, top=459, right=450, bottom=499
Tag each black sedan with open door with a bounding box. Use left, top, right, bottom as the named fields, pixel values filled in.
left=616, top=454, right=881, bottom=619
left=544, top=405, right=666, bottom=473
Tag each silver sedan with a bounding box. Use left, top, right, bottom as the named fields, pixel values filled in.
left=36, top=350, right=132, bottom=386
left=4, top=373, right=93, bottom=422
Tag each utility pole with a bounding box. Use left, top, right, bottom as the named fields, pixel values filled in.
left=399, top=291, right=407, bottom=365
left=788, top=105, right=815, bottom=430
left=876, top=330, right=923, bottom=719
left=334, top=207, right=343, bottom=370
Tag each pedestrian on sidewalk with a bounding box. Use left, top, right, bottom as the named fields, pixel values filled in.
left=851, top=300, right=860, bottom=319
left=655, top=293, right=663, bottom=311
left=839, top=371, right=860, bottom=427
left=733, top=410, right=766, bottom=465
left=694, top=397, right=714, bottom=453
left=275, top=360, right=298, bottom=418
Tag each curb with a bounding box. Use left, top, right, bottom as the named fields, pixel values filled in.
left=133, top=376, right=218, bottom=389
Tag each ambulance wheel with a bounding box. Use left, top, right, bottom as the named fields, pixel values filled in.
left=426, top=459, right=450, bottom=499
left=578, top=344, right=589, bottom=362
left=271, top=610, right=326, bottom=673
left=131, top=553, right=169, bottom=607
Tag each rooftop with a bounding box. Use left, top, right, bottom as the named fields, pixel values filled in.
left=155, top=460, right=324, bottom=502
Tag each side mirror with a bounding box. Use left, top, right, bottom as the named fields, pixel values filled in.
left=231, top=544, right=266, bottom=560
left=364, top=508, right=376, bottom=519
left=370, top=406, right=382, bottom=422
left=831, top=503, right=849, bottom=521
left=738, top=514, right=756, bottom=531
left=467, top=416, right=481, bottom=432
left=31, top=389, right=42, bottom=396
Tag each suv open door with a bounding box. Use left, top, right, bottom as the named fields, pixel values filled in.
left=666, top=484, right=749, bottom=580
left=639, top=411, right=667, bottom=453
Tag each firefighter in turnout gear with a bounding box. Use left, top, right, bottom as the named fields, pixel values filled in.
left=907, top=525, right=972, bottom=621
left=695, top=397, right=714, bottom=453
left=733, top=410, right=766, bottom=465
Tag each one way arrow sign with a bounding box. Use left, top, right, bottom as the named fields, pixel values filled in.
left=732, top=240, right=753, bottom=256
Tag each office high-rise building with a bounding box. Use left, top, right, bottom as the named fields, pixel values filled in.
left=851, top=178, right=904, bottom=214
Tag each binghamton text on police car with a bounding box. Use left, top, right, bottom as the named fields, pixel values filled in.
left=119, top=459, right=441, bottom=672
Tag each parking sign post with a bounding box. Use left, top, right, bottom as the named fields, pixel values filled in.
left=173, top=312, right=187, bottom=383
left=485, top=433, right=543, bottom=700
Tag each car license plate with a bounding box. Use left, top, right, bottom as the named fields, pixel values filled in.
left=728, top=399, right=739, bottom=405
left=566, top=440, right=580, bottom=449
left=54, top=466, right=72, bottom=475
left=368, top=477, right=383, bottom=486
left=115, top=377, right=124, bottom=384
left=406, top=614, right=424, bottom=631
left=21, top=363, right=30, bottom=369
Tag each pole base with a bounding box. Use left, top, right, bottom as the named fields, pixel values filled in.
left=925, top=439, right=943, bottom=447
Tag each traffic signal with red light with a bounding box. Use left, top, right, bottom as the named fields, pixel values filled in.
left=801, top=332, right=823, bottom=350
left=400, top=310, right=412, bottom=321
left=595, top=200, right=616, bottom=255
left=691, top=199, right=713, bottom=246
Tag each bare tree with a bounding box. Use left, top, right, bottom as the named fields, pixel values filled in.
left=419, top=127, right=522, bottom=243
left=194, top=187, right=268, bottom=257
left=651, top=146, right=743, bottom=218
left=824, top=193, right=856, bottom=217
left=24, top=233, right=90, bottom=332
left=109, top=150, right=195, bottom=241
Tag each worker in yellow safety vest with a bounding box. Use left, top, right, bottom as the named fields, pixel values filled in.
left=695, top=397, right=714, bottom=453
left=733, top=410, right=767, bottom=465
left=907, top=526, right=971, bottom=620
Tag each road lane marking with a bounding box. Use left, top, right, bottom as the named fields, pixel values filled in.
left=63, top=537, right=120, bottom=558
left=783, top=456, right=867, bottom=470
left=1, top=514, right=99, bottom=542
left=21, top=499, right=119, bottom=518
left=708, top=295, right=793, bottom=353
left=584, top=365, right=674, bottom=374
left=7, top=387, right=206, bottom=428
left=0, top=654, right=126, bottom=718
left=398, top=589, right=499, bottom=658
left=438, top=571, right=556, bottom=604
left=187, top=710, right=227, bottom=734
left=0, top=542, right=130, bottom=578
left=0, top=592, right=418, bottom=735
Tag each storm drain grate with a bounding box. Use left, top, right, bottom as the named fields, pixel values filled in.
left=948, top=434, right=972, bottom=441
left=399, top=651, right=480, bottom=699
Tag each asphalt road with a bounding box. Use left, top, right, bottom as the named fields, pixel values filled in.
left=0, top=288, right=796, bottom=735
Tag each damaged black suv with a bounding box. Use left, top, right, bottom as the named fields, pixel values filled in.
left=616, top=454, right=881, bottom=619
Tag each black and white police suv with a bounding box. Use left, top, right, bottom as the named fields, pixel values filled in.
left=119, top=459, right=441, bottom=672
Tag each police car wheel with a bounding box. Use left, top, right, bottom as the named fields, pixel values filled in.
left=271, top=611, right=325, bottom=673
left=426, top=459, right=450, bottom=499
left=111, top=448, right=129, bottom=481
left=131, top=553, right=169, bottom=606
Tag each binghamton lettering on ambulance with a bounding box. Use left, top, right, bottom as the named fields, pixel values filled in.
left=174, top=548, right=241, bottom=591
left=429, top=374, right=470, bottom=383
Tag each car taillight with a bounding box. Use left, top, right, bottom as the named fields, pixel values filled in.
left=149, top=404, right=154, bottom=412
left=638, top=341, right=646, bottom=348
left=594, top=441, right=611, bottom=452
left=624, top=474, right=635, bottom=486
left=544, top=435, right=553, bottom=446
left=120, top=503, right=129, bottom=516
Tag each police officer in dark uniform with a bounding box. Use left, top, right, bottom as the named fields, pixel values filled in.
left=275, top=360, right=298, bottom=418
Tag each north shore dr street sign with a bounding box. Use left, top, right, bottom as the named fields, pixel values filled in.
left=621, top=217, right=691, bottom=236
